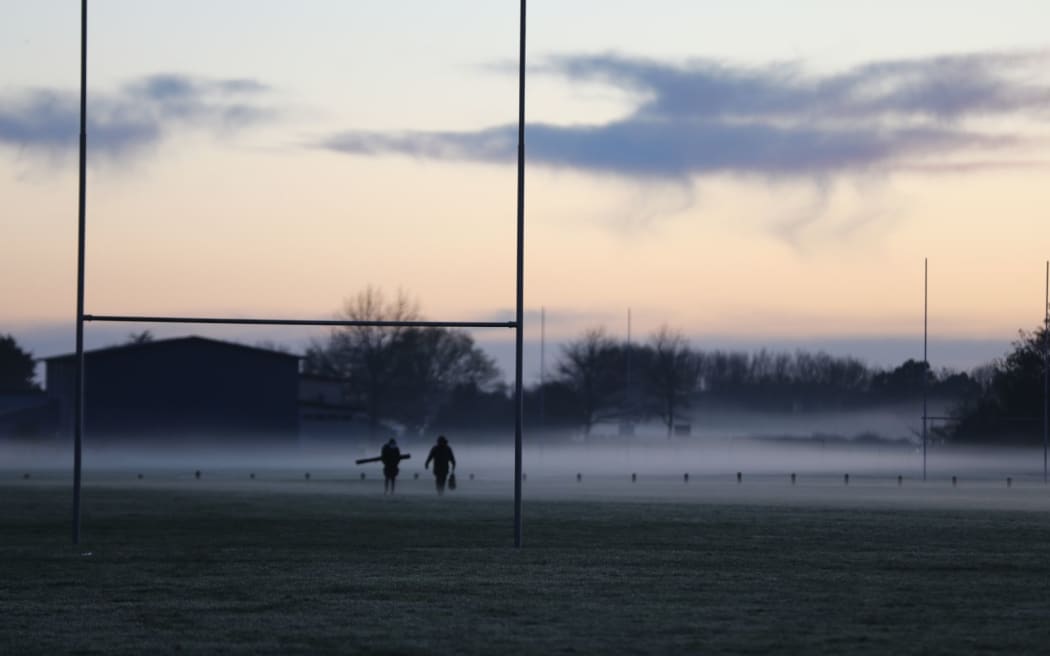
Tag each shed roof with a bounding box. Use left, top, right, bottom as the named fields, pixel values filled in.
left=44, top=335, right=301, bottom=362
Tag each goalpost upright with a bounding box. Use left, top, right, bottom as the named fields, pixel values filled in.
left=72, top=0, right=88, bottom=546
left=72, top=1, right=529, bottom=547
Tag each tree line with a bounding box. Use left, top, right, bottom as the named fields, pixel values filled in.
left=527, top=327, right=983, bottom=437
left=2, top=295, right=1046, bottom=444
left=301, top=291, right=994, bottom=439
left=304, top=292, right=1046, bottom=445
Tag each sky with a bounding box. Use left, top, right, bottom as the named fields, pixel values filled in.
left=3, top=1, right=1050, bottom=383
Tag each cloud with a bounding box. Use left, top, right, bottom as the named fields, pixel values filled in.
left=551, top=52, right=1050, bottom=122
left=0, top=73, right=275, bottom=160
left=321, top=51, right=1050, bottom=179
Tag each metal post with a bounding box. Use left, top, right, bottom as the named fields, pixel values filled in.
left=513, top=0, right=527, bottom=548
left=922, top=257, right=928, bottom=482
left=72, top=0, right=88, bottom=545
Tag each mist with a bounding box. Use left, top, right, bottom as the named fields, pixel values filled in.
left=6, top=406, right=1050, bottom=515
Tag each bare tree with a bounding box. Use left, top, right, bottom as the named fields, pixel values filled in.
left=304, top=286, right=420, bottom=433
left=126, top=330, right=154, bottom=344
left=389, top=327, right=501, bottom=432
left=555, top=328, right=623, bottom=436
left=645, top=326, right=701, bottom=438
left=304, top=287, right=500, bottom=434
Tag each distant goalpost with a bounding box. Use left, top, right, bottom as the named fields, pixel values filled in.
left=70, top=0, right=529, bottom=547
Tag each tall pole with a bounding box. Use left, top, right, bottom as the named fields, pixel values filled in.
left=1043, top=260, right=1048, bottom=484
left=72, top=0, right=88, bottom=544
left=922, top=258, right=928, bottom=482
left=513, top=0, right=527, bottom=548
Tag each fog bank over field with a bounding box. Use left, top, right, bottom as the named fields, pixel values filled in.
left=5, top=420, right=1046, bottom=487
left=0, top=396, right=1023, bottom=489
left=6, top=441, right=1050, bottom=515
left=4, top=403, right=937, bottom=463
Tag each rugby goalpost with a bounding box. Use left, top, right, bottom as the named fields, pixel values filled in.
left=71, top=0, right=529, bottom=547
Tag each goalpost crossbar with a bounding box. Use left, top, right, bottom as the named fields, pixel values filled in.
left=85, top=315, right=515, bottom=329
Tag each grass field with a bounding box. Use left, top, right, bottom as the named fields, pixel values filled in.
left=4, top=473, right=1050, bottom=654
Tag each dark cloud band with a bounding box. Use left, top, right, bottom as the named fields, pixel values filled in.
left=323, top=51, right=1049, bottom=178
left=0, top=74, right=274, bottom=160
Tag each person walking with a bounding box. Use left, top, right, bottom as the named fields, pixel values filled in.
left=425, top=435, right=456, bottom=495
left=381, top=438, right=402, bottom=494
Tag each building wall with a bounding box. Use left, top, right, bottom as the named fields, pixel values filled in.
left=0, top=392, right=57, bottom=441
left=298, top=374, right=366, bottom=445
left=299, top=376, right=345, bottom=406
left=47, top=338, right=299, bottom=445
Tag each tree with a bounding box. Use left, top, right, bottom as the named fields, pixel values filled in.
left=870, top=359, right=935, bottom=403
left=643, top=327, right=701, bottom=437
left=951, top=326, right=1048, bottom=444
left=933, top=369, right=981, bottom=403
left=790, top=351, right=870, bottom=409
left=304, top=287, right=501, bottom=433
left=433, top=381, right=512, bottom=430
left=0, top=334, right=39, bottom=392
left=524, top=380, right=581, bottom=429
left=386, top=327, right=501, bottom=431
left=126, top=331, right=154, bottom=344
left=304, top=287, right=421, bottom=433
left=554, top=328, right=623, bottom=435
left=698, top=350, right=750, bottom=402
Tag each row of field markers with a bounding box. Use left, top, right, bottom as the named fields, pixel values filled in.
left=12, top=471, right=1033, bottom=487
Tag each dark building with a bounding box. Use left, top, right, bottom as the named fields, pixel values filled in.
left=0, top=391, right=57, bottom=441
left=298, top=374, right=376, bottom=447
left=45, top=336, right=300, bottom=445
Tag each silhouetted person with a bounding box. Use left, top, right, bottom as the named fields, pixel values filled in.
left=381, top=438, right=401, bottom=494
left=425, top=435, right=456, bottom=495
